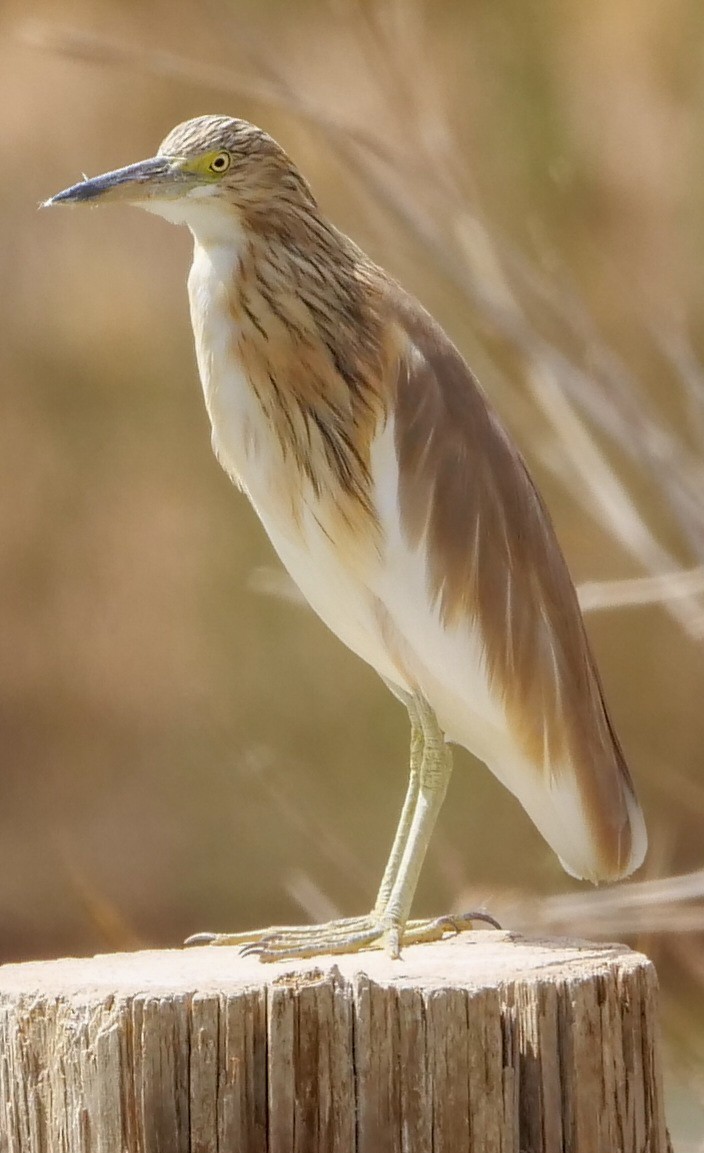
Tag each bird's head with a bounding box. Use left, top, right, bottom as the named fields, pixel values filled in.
left=44, top=115, right=317, bottom=238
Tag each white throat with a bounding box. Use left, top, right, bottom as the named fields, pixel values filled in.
left=137, top=188, right=244, bottom=248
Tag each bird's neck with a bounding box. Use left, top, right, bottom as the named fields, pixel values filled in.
left=189, top=212, right=398, bottom=536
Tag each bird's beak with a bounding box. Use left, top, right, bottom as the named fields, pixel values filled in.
left=42, top=156, right=188, bottom=208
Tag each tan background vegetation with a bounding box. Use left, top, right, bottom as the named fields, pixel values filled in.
left=2, top=0, right=704, bottom=1144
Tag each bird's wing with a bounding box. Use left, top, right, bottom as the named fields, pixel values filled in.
left=377, top=285, right=646, bottom=881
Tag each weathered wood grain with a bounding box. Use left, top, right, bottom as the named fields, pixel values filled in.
left=0, top=933, right=669, bottom=1152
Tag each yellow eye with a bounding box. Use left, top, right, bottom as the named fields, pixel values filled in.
left=209, top=151, right=231, bottom=175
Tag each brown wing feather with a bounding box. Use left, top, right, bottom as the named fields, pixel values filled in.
left=388, top=287, right=644, bottom=879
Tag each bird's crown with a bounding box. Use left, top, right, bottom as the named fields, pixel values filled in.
left=155, top=115, right=317, bottom=208
left=158, top=116, right=276, bottom=170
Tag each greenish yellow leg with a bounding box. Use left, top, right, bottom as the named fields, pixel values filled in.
left=379, top=694, right=454, bottom=957
left=372, top=708, right=423, bottom=916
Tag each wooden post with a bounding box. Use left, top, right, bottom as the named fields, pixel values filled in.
left=0, top=932, right=669, bottom=1153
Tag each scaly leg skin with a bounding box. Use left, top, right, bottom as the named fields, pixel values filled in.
left=184, top=696, right=500, bottom=961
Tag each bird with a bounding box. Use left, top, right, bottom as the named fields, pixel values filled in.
left=45, top=115, right=647, bottom=961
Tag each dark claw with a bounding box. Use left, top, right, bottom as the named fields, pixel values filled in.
left=432, top=910, right=502, bottom=935
left=240, top=939, right=273, bottom=958
left=184, top=931, right=219, bottom=946
left=469, top=910, right=502, bottom=930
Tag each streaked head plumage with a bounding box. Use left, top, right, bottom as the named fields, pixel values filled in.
left=158, top=115, right=275, bottom=166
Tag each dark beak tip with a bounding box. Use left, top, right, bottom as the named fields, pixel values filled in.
left=41, top=189, right=81, bottom=208
left=41, top=183, right=105, bottom=208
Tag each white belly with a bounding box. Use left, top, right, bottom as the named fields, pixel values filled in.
left=262, top=508, right=403, bottom=685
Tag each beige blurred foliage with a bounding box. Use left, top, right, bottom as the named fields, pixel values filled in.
left=2, top=0, right=704, bottom=1140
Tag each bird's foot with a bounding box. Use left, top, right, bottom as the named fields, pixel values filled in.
left=184, top=909, right=500, bottom=962
left=185, top=915, right=388, bottom=960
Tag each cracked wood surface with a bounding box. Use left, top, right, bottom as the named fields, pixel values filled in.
left=0, top=933, right=669, bottom=1152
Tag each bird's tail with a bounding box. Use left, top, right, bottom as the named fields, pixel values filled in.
left=487, top=740, right=648, bottom=883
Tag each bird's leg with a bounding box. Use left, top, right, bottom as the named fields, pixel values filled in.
left=185, top=697, right=496, bottom=961
left=371, top=707, right=423, bottom=916
left=376, top=695, right=454, bottom=957
left=366, top=696, right=500, bottom=953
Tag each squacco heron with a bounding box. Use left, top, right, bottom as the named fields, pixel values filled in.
left=45, top=116, right=647, bottom=960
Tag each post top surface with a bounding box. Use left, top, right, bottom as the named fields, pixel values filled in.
left=0, top=932, right=648, bottom=1000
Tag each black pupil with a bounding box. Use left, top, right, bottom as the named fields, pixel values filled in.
left=213, top=156, right=225, bottom=169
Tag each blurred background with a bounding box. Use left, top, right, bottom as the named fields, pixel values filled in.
left=2, top=0, right=704, bottom=1144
